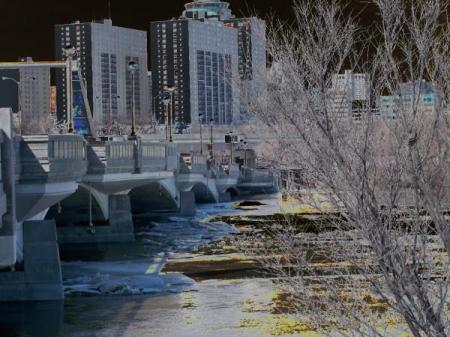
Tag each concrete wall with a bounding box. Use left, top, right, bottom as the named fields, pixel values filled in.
left=0, top=108, right=17, bottom=268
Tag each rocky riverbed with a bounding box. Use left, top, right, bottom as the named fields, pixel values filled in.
left=0, top=193, right=432, bottom=337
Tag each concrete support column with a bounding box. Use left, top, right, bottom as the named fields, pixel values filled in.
left=179, top=191, right=196, bottom=216
left=108, top=192, right=135, bottom=242
left=0, top=108, right=17, bottom=268
left=0, top=220, right=63, bottom=302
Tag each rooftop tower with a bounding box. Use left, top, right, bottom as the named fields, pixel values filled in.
left=182, top=0, right=234, bottom=20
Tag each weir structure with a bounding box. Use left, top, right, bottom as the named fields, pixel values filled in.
left=0, top=107, right=277, bottom=302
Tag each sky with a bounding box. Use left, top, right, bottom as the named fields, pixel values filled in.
left=0, top=0, right=374, bottom=62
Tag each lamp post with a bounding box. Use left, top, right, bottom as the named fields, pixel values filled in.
left=128, top=61, right=139, bottom=137
left=163, top=86, right=176, bottom=143
left=229, top=130, right=234, bottom=164
left=239, top=139, right=247, bottom=174
left=63, top=45, right=76, bottom=133
left=198, top=113, right=204, bottom=155
left=243, top=141, right=248, bottom=170
left=1, top=76, right=21, bottom=133
left=209, top=118, right=214, bottom=159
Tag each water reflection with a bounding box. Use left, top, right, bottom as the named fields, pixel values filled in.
left=0, top=301, right=64, bottom=337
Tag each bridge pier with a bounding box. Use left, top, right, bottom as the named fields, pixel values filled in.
left=56, top=188, right=135, bottom=244
left=107, top=192, right=135, bottom=242
left=179, top=191, right=196, bottom=216
left=0, top=220, right=63, bottom=302
left=0, top=108, right=18, bottom=268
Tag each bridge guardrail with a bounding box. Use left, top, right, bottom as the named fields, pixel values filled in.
left=87, top=139, right=135, bottom=175
left=138, top=140, right=166, bottom=172
left=238, top=168, right=276, bottom=184
left=191, top=155, right=208, bottom=175
left=0, top=133, right=5, bottom=216
left=166, top=143, right=179, bottom=172
left=17, top=135, right=87, bottom=182
left=48, top=135, right=87, bottom=181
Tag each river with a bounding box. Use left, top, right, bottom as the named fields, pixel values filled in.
left=0, top=195, right=300, bottom=337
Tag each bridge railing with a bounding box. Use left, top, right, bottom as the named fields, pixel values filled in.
left=17, top=135, right=87, bottom=182
left=0, top=133, right=5, bottom=217
left=191, top=155, right=208, bottom=175
left=238, top=168, right=277, bottom=184
left=87, top=139, right=135, bottom=175
left=166, top=143, right=179, bottom=172
left=138, top=140, right=166, bottom=172
left=48, top=135, right=87, bottom=181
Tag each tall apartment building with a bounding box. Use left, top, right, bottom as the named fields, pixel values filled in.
left=150, top=18, right=239, bottom=126
left=55, top=19, right=150, bottom=129
left=151, top=0, right=266, bottom=126
left=223, top=17, right=266, bottom=119
left=18, top=57, right=51, bottom=134
left=329, top=70, right=370, bottom=119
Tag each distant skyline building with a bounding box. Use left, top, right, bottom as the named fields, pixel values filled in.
left=54, top=19, right=150, bottom=128
left=329, top=70, right=370, bottom=119
left=150, top=0, right=266, bottom=126
left=380, top=81, right=436, bottom=119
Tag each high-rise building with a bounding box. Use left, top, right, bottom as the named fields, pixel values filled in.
left=223, top=17, right=266, bottom=120
left=148, top=71, right=153, bottom=118
left=329, top=70, right=370, bottom=119
left=0, top=58, right=51, bottom=134
left=55, top=19, right=150, bottom=129
left=150, top=18, right=239, bottom=126
left=18, top=57, right=51, bottom=134
left=150, top=0, right=266, bottom=126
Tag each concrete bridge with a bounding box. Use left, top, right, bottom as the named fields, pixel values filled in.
left=0, top=107, right=277, bottom=302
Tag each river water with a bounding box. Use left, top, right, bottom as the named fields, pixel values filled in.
left=0, top=196, right=295, bottom=337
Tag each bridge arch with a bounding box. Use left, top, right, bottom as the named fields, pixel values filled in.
left=225, top=186, right=240, bottom=198
left=45, top=185, right=108, bottom=227
left=129, top=178, right=178, bottom=214
left=190, top=181, right=219, bottom=203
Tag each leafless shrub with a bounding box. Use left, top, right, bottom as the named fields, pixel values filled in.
left=249, top=0, right=450, bottom=335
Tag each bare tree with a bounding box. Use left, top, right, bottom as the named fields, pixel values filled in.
left=249, top=0, right=450, bottom=335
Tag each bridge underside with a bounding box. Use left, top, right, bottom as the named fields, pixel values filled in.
left=191, top=183, right=218, bottom=203
left=16, top=181, right=79, bottom=222
left=46, top=186, right=107, bottom=227
left=130, top=179, right=178, bottom=214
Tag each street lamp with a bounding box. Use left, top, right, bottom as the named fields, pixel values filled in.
left=209, top=118, right=214, bottom=159
left=243, top=141, right=248, bottom=171
left=229, top=130, right=234, bottom=164
left=163, top=86, right=176, bottom=142
left=63, top=45, right=77, bottom=133
left=128, top=61, right=139, bottom=137
left=198, top=113, right=204, bottom=155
